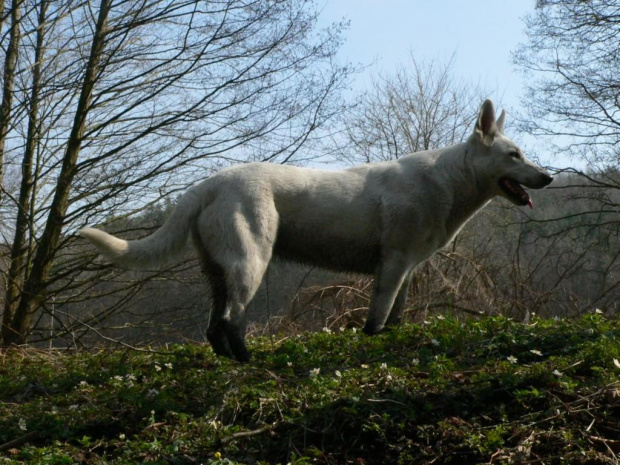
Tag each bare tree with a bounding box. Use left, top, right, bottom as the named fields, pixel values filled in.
left=335, top=54, right=481, bottom=164
left=0, top=0, right=351, bottom=345
left=0, top=0, right=22, bottom=197
left=512, top=0, right=620, bottom=314
left=514, top=0, right=620, bottom=168
left=2, top=0, right=49, bottom=344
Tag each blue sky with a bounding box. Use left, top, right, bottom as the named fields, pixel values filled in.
left=314, top=0, right=583, bottom=167
left=317, top=1, right=582, bottom=169
left=320, top=0, right=534, bottom=111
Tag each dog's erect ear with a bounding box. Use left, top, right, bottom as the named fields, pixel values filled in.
left=475, top=99, right=498, bottom=146
left=496, top=109, right=506, bottom=135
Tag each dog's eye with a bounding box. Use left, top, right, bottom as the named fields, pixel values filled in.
left=509, top=151, right=521, bottom=159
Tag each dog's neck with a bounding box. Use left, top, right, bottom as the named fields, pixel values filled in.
left=436, top=143, right=495, bottom=239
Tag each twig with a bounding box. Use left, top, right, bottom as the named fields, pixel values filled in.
left=220, top=423, right=276, bottom=445
left=405, top=301, right=485, bottom=317
left=59, top=312, right=179, bottom=356
left=0, top=431, right=40, bottom=452
left=367, top=398, right=408, bottom=406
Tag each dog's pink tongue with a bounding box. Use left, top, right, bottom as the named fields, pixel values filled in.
left=527, top=197, right=533, bottom=209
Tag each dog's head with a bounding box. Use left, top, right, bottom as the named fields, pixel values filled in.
left=469, top=99, right=553, bottom=208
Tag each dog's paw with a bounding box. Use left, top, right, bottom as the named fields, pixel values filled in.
left=234, top=349, right=252, bottom=363
left=362, top=323, right=384, bottom=336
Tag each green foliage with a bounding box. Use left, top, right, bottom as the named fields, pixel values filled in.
left=1, top=314, right=620, bottom=464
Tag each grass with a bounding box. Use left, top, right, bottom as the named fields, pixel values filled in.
left=1, top=313, right=620, bottom=464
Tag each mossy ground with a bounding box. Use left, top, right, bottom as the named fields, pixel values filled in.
left=1, top=313, right=620, bottom=464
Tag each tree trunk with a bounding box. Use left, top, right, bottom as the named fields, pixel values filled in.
left=0, top=0, right=22, bottom=198
left=2, top=0, right=111, bottom=345
left=0, top=0, right=349, bottom=346
left=1, top=0, right=48, bottom=344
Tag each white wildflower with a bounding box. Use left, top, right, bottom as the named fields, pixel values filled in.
left=164, top=363, right=173, bottom=370
left=380, top=363, right=388, bottom=370
left=309, top=368, right=320, bottom=377
left=322, top=327, right=332, bottom=334
left=613, top=359, right=620, bottom=369
left=553, top=369, right=563, bottom=377
left=530, top=349, right=543, bottom=356
left=411, top=358, right=420, bottom=366
left=507, top=356, right=518, bottom=364
left=18, top=418, right=27, bottom=431
left=154, top=364, right=162, bottom=372
left=431, top=339, right=440, bottom=346
left=119, top=433, right=126, bottom=440
left=335, top=370, right=342, bottom=378
left=595, top=308, right=603, bottom=314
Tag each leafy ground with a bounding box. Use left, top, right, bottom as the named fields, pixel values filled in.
left=1, top=314, right=620, bottom=464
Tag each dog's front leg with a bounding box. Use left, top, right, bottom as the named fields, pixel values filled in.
left=363, top=254, right=411, bottom=335
left=384, top=269, right=414, bottom=328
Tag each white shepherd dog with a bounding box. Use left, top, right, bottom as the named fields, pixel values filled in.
left=80, top=100, right=553, bottom=361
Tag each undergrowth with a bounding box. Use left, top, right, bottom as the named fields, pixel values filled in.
left=1, top=313, right=619, bottom=464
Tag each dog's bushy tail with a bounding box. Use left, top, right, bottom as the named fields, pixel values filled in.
left=79, top=188, right=204, bottom=269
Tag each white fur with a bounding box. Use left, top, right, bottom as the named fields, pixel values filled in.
left=79, top=100, right=553, bottom=361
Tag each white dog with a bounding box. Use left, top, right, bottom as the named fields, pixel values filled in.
left=80, top=99, right=553, bottom=361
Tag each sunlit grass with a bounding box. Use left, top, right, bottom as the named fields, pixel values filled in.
left=1, top=313, right=619, bottom=464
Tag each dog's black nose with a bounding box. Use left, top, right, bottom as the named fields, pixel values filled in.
left=542, top=173, right=554, bottom=186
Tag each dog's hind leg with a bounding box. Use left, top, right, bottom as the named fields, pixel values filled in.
left=206, top=270, right=234, bottom=358
left=196, top=200, right=277, bottom=362
left=192, top=227, right=234, bottom=358
left=220, top=254, right=271, bottom=362
left=363, top=253, right=411, bottom=335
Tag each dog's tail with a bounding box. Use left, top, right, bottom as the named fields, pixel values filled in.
left=79, top=188, right=205, bottom=269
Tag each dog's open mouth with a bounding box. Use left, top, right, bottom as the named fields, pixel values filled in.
left=499, top=177, right=533, bottom=209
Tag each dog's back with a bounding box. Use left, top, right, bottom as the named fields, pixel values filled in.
left=207, top=160, right=438, bottom=272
